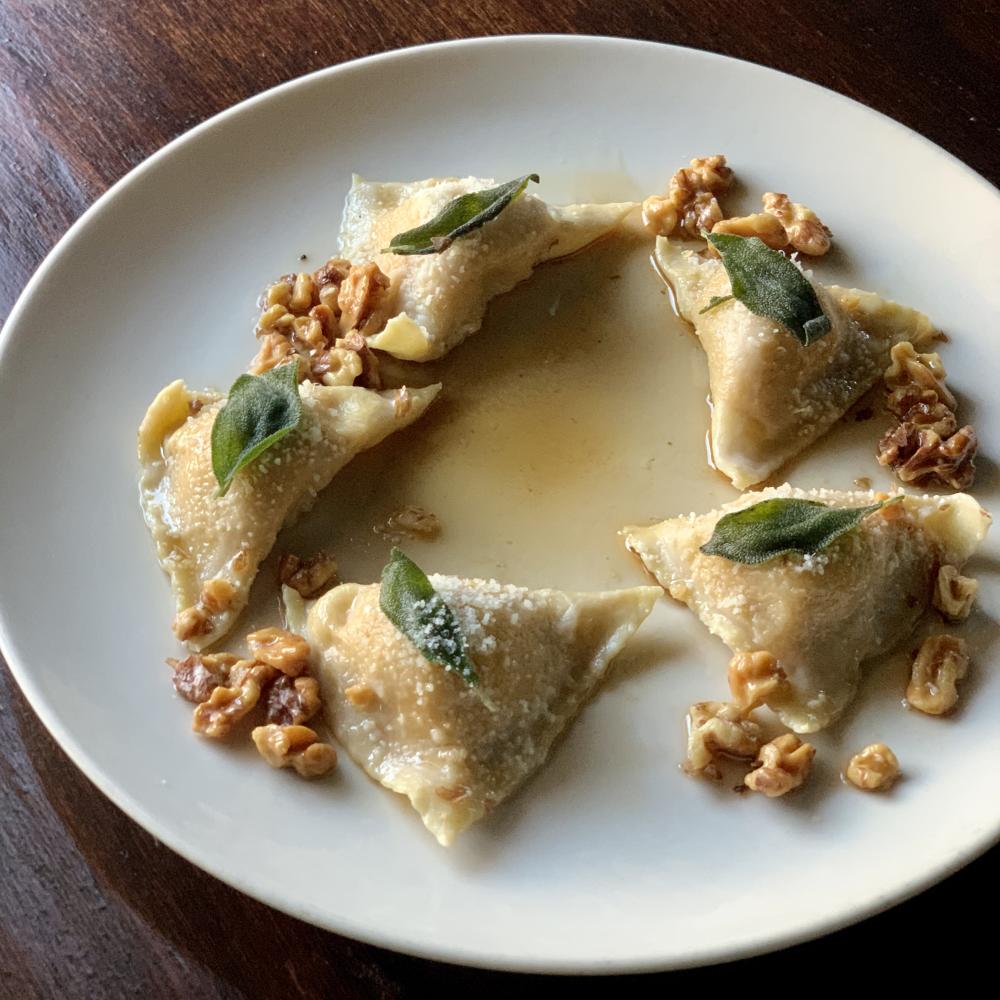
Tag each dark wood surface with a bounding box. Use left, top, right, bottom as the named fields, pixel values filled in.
left=2, top=2, right=998, bottom=996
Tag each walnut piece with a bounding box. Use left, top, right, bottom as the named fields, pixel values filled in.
left=393, top=385, right=412, bottom=419
left=933, top=565, right=978, bottom=622
left=246, top=627, right=311, bottom=677
left=199, top=577, right=236, bottom=614
left=172, top=605, right=211, bottom=642
left=338, top=261, right=391, bottom=336
left=744, top=734, right=815, bottom=797
left=192, top=677, right=262, bottom=738
left=684, top=701, right=763, bottom=780
left=252, top=724, right=337, bottom=778
left=168, top=653, right=238, bottom=703
left=336, top=331, right=382, bottom=390
left=642, top=155, right=733, bottom=238
left=906, top=634, right=969, bottom=715
left=845, top=743, right=900, bottom=791
left=877, top=422, right=977, bottom=490
left=279, top=551, right=340, bottom=599
left=727, top=650, right=787, bottom=713
left=762, top=192, right=832, bottom=256
left=884, top=342, right=955, bottom=408
left=373, top=505, right=442, bottom=541
left=264, top=675, right=322, bottom=726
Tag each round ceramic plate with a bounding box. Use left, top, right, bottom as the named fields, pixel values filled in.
left=2, top=36, right=999, bottom=973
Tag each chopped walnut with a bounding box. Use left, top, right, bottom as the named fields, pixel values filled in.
left=172, top=605, right=211, bottom=642
left=345, top=683, right=379, bottom=709
left=762, top=192, right=832, bottom=256
left=711, top=212, right=789, bottom=250
left=906, top=634, right=969, bottom=715
left=279, top=551, right=340, bottom=599
left=373, top=505, right=441, bottom=541
left=845, top=743, right=900, bottom=791
left=251, top=724, right=337, bottom=778
left=265, top=675, right=322, bottom=726
left=886, top=387, right=957, bottom=437
left=884, top=342, right=955, bottom=409
left=933, top=565, right=978, bottom=622
left=336, top=331, right=382, bottom=389
left=684, top=701, right=763, bottom=780
left=249, top=331, right=295, bottom=375
left=199, top=578, right=236, bottom=615
left=727, top=651, right=787, bottom=713
left=744, top=733, right=815, bottom=797
left=338, top=262, right=391, bottom=336
left=168, top=653, right=239, bottom=703
left=246, top=627, right=311, bottom=677
left=642, top=155, right=733, bottom=238
left=192, top=676, right=262, bottom=738
left=315, top=345, right=363, bottom=386
left=877, top=422, right=977, bottom=490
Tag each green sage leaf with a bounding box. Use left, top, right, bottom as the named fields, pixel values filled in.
left=699, top=497, right=895, bottom=565
left=699, top=294, right=734, bottom=314
left=211, top=360, right=302, bottom=496
left=384, top=174, right=540, bottom=255
left=379, top=547, right=480, bottom=686
left=705, top=232, right=832, bottom=345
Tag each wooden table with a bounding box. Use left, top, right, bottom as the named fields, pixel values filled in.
left=1, top=2, right=997, bottom=995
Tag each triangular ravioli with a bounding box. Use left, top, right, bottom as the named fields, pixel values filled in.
left=340, top=175, right=635, bottom=361
left=284, top=576, right=659, bottom=845
left=656, top=239, right=939, bottom=488
left=138, top=379, right=440, bottom=649
left=624, top=485, right=989, bottom=732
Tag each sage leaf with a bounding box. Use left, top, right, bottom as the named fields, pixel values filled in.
left=699, top=497, right=895, bottom=565
left=211, top=360, right=301, bottom=496
left=379, top=547, right=480, bottom=686
left=385, top=174, right=540, bottom=255
left=705, top=232, right=832, bottom=345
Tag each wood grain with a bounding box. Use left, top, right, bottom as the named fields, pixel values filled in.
left=1, top=1, right=998, bottom=995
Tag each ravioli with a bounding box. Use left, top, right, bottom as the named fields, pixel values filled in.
left=139, top=379, right=440, bottom=649
left=624, top=485, right=989, bottom=732
left=656, top=239, right=939, bottom=488
left=340, top=175, right=635, bottom=360
left=285, top=577, right=659, bottom=845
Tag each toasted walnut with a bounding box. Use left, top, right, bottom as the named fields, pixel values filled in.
left=335, top=331, right=382, bottom=389
left=316, top=346, right=364, bottom=387
left=744, top=733, right=815, bottom=797
left=338, top=262, right=391, bottom=336
left=877, top=422, right=977, bottom=490
left=200, top=578, right=236, bottom=615
left=246, top=627, right=311, bottom=676
left=249, top=331, right=294, bottom=375
left=711, top=212, right=789, bottom=250
left=173, top=605, right=211, bottom=642
left=265, top=675, right=322, bottom=726
left=289, top=271, right=316, bottom=313
left=906, top=634, right=969, bottom=715
left=762, top=192, right=832, bottom=256
left=168, top=653, right=238, bottom=703
left=373, top=505, right=442, bottom=541
left=313, top=257, right=352, bottom=296
left=933, top=565, right=978, bottom=622
left=642, top=154, right=733, bottom=238
left=192, top=677, right=262, bottom=738
left=345, top=683, right=379, bottom=709
left=845, top=743, right=900, bottom=791
left=884, top=342, right=955, bottom=409
left=252, top=724, right=337, bottom=778
left=229, top=659, right=279, bottom=688
left=684, top=701, right=763, bottom=780
left=263, top=278, right=292, bottom=309
left=727, top=651, right=787, bottom=713
left=290, top=312, right=328, bottom=354
left=886, top=387, right=957, bottom=437
left=279, top=551, right=340, bottom=599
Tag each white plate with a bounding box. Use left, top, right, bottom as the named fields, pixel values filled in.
left=2, top=36, right=999, bottom=973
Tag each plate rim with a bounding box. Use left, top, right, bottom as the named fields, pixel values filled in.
left=1, top=33, right=998, bottom=974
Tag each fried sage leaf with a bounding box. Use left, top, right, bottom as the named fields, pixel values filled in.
left=379, top=547, right=480, bottom=686
left=700, top=497, right=895, bottom=565
left=211, top=360, right=301, bottom=496
left=384, top=174, right=540, bottom=255
left=705, top=231, right=832, bottom=345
